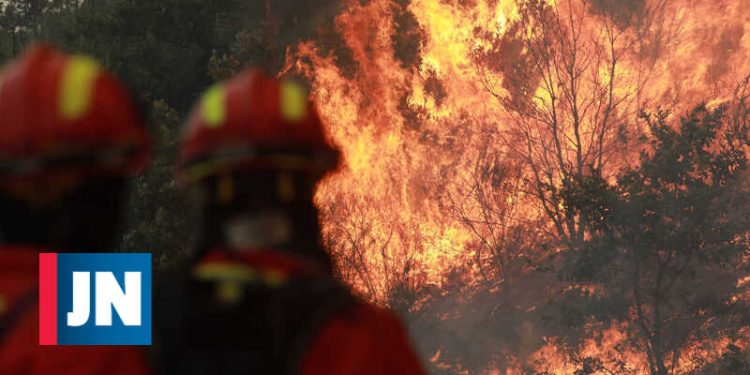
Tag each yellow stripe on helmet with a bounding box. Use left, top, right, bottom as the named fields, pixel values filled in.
left=202, top=84, right=226, bottom=128
left=280, top=79, right=307, bottom=122
left=59, top=55, right=101, bottom=120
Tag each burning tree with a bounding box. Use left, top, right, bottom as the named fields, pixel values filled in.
left=446, top=136, right=538, bottom=290
left=475, top=0, right=643, bottom=245
left=282, top=0, right=750, bottom=373
left=320, top=194, right=423, bottom=304
left=560, top=105, right=750, bottom=375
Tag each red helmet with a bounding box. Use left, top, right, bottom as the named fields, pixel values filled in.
left=0, top=44, right=149, bottom=182
left=178, top=69, right=339, bottom=185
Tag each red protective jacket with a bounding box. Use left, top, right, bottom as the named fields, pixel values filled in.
left=195, top=249, right=427, bottom=375
left=0, top=246, right=151, bottom=374
left=300, top=302, right=427, bottom=374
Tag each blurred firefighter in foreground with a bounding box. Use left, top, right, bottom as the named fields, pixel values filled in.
left=0, top=44, right=151, bottom=374
left=157, top=69, right=426, bottom=374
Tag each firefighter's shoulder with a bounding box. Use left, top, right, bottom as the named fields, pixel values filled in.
left=0, top=292, right=151, bottom=374
left=301, top=301, right=427, bottom=375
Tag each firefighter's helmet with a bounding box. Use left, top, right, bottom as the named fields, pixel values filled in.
left=178, top=69, right=339, bottom=185
left=0, top=43, right=149, bottom=182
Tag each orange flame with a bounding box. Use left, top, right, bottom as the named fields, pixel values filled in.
left=284, top=0, right=750, bottom=372
left=286, top=0, right=749, bottom=295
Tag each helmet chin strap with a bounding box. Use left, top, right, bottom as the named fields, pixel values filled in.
left=222, top=211, right=293, bottom=251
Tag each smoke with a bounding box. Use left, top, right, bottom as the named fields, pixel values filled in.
left=588, top=0, right=646, bottom=27
left=707, top=23, right=746, bottom=83
left=268, top=0, right=343, bottom=42
left=392, top=0, right=426, bottom=70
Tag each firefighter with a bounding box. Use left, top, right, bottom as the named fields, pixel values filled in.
left=0, top=44, right=151, bottom=374
left=157, top=69, right=426, bottom=374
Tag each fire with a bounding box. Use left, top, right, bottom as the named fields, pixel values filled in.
left=284, top=0, right=750, bottom=372
left=528, top=325, right=748, bottom=375
left=528, top=324, right=647, bottom=375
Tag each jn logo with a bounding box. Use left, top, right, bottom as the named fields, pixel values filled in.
left=39, top=253, right=152, bottom=345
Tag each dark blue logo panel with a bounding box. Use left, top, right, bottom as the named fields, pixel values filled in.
left=55, top=253, right=151, bottom=345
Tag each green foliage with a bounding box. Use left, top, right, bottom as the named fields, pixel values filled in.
left=121, top=100, right=197, bottom=269
left=560, top=169, right=614, bottom=235
left=53, top=0, right=245, bottom=111
left=0, top=0, right=285, bottom=110
left=0, top=0, right=68, bottom=60
left=560, top=104, right=750, bottom=374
